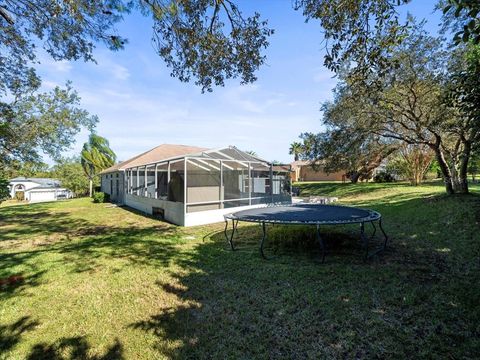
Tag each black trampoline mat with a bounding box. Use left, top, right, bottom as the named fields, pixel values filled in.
left=226, top=204, right=380, bottom=225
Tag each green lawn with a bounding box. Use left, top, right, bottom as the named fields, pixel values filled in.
left=1, top=182, right=479, bottom=359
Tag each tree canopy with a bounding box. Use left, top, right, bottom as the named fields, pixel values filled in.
left=296, top=21, right=480, bottom=193
left=1, top=0, right=479, bottom=182
left=0, top=82, right=97, bottom=175
left=81, top=134, right=116, bottom=197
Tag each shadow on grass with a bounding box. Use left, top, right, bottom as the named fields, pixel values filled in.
left=0, top=316, right=39, bottom=354
left=27, top=337, right=123, bottom=360
left=129, top=192, right=480, bottom=359
left=2, top=192, right=479, bottom=358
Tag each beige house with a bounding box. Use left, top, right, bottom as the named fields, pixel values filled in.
left=290, top=161, right=346, bottom=182
left=100, top=144, right=291, bottom=226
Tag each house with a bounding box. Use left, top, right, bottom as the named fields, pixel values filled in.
left=290, top=161, right=346, bottom=182
left=100, top=144, right=292, bottom=226
left=9, top=177, right=73, bottom=203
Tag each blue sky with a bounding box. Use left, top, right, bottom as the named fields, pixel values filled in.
left=37, top=0, right=442, bottom=164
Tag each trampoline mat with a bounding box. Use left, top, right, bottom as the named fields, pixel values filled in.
left=226, top=204, right=380, bottom=225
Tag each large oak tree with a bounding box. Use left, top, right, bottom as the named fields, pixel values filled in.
left=305, top=23, right=479, bottom=194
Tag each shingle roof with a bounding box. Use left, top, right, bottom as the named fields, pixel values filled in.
left=10, top=177, right=61, bottom=188
left=99, top=144, right=209, bottom=174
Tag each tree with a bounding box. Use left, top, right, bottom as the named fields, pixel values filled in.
left=0, top=0, right=273, bottom=94
left=389, top=144, right=435, bottom=185
left=299, top=131, right=397, bottom=183
left=289, top=142, right=303, bottom=161
left=81, top=134, right=116, bottom=197
left=0, top=82, right=98, bottom=173
left=293, top=0, right=410, bottom=78
left=1, top=0, right=478, bottom=95
left=53, top=157, right=91, bottom=197
left=298, top=21, right=479, bottom=194
left=440, top=0, right=480, bottom=45
left=467, top=153, right=480, bottom=181
left=0, top=161, right=50, bottom=179
left=0, top=178, right=9, bottom=204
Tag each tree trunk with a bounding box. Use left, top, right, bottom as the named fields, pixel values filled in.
left=433, top=148, right=454, bottom=195
left=452, top=142, right=470, bottom=194
left=89, top=179, right=93, bottom=197
left=349, top=172, right=360, bottom=183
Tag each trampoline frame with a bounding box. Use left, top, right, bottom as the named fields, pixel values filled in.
left=223, top=204, right=388, bottom=262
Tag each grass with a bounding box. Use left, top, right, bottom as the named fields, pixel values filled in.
left=0, top=181, right=479, bottom=359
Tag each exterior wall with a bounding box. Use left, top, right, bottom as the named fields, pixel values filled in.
left=124, top=193, right=292, bottom=227
left=184, top=203, right=290, bottom=227
left=9, top=181, right=42, bottom=198
left=101, top=171, right=125, bottom=204
left=25, top=188, right=71, bottom=203
left=125, top=194, right=184, bottom=225
left=27, top=191, right=57, bottom=203
left=298, top=166, right=345, bottom=182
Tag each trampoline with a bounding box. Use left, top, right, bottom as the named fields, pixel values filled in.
left=224, top=204, right=388, bottom=262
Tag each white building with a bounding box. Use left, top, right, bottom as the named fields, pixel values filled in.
left=100, top=144, right=292, bottom=226
left=9, top=177, right=72, bottom=203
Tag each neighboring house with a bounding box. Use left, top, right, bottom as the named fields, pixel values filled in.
left=9, top=177, right=73, bottom=203
left=100, top=144, right=292, bottom=226
left=290, top=161, right=346, bottom=182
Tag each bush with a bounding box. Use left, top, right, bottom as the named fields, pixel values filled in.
left=374, top=171, right=395, bottom=183
left=0, top=178, right=10, bottom=204
left=92, top=192, right=109, bottom=203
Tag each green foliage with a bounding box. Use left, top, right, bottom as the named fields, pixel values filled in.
left=92, top=192, right=109, bottom=203
left=441, top=0, right=480, bottom=45
left=0, top=82, right=98, bottom=169
left=81, top=134, right=116, bottom=197
left=1, top=0, right=273, bottom=94
left=294, top=0, right=410, bottom=77
left=0, top=0, right=130, bottom=97
left=373, top=171, right=395, bottom=183
left=289, top=142, right=303, bottom=161
left=0, top=161, right=50, bottom=179
left=0, top=178, right=9, bottom=203
left=299, top=123, right=397, bottom=183
left=52, top=157, right=90, bottom=197
left=139, top=0, right=273, bottom=92
left=81, top=134, right=116, bottom=179
left=299, top=21, right=478, bottom=194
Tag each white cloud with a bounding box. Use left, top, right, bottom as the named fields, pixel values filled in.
left=109, top=63, right=130, bottom=80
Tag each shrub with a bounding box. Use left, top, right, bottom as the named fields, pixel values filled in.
left=0, top=178, right=10, bottom=204
left=374, top=171, right=395, bottom=183
left=92, top=192, right=109, bottom=203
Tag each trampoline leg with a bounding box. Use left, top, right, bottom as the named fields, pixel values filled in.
left=360, top=222, right=369, bottom=261
left=224, top=219, right=236, bottom=251
left=260, top=222, right=268, bottom=259
left=379, top=218, right=388, bottom=251
left=316, top=224, right=326, bottom=263
left=370, top=221, right=377, bottom=240
left=364, top=219, right=389, bottom=260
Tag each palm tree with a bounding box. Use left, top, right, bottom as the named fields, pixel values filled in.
left=289, top=142, right=303, bottom=161
left=81, top=134, right=116, bottom=197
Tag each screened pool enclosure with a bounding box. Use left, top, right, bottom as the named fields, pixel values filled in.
left=121, top=147, right=292, bottom=226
